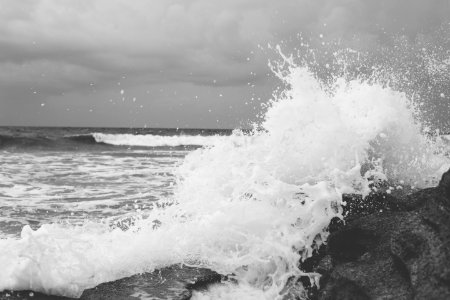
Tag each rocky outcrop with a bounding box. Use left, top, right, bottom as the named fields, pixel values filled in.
left=302, top=169, right=450, bottom=300
left=0, top=265, right=224, bottom=300
left=80, top=265, right=223, bottom=300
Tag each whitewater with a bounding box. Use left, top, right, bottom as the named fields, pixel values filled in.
left=91, top=132, right=229, bottom=147
left=1, top=54, right=449, bottom=299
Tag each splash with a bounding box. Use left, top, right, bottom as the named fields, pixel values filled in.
left=0, top=49, right=449, bottom=299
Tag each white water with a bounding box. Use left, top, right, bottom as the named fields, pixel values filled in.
left=0, top=62, right=449, bottom=299
left=93, top=133, right=230, bottom=147
left=0, top=150, right=184, bottom=238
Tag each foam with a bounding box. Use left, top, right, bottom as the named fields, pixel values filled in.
left=92, top=133, right=229, bottom=147
left=0, top=150, right=181, bottom=239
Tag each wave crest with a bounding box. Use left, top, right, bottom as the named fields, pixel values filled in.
left=92, top=133, right=229, bottom=147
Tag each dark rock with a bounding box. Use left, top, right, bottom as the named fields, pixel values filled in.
left=341, top=192, right=404, bottom=219
left=309, top=168, right=450, bottom=300
left=0, top=291, right=71, bottom=300
left=439, top=168, right=450, bottom=198
left=318, top=213, right=414, bottom=300
left=320, top=278, right=371, bottom=300
left=327, top=227, right=379, bottom=262
left=0, top=265, right=225, bottom=300
left=80, top=265, right=224, bottom=300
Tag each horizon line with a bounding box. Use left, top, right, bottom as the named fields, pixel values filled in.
left=0, top=125, right=252, bottom=131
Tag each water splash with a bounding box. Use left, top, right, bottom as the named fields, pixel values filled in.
left=0, top=47, right=449, bottom=299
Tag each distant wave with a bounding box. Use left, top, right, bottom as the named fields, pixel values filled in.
left=64, top=134, right=99, bottom=145
left=0, top=134, right=104, bottom=151
left=92, top=133, right=228, bottom=147
left=0, top=133, right=229, bottom=151
left=0, top=134, right=55, bottom=150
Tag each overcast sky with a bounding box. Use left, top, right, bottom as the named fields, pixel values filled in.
left=0, top=0, right=448, bottom=128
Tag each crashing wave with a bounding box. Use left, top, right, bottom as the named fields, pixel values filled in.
left=0, top=52, right=449, bottom=299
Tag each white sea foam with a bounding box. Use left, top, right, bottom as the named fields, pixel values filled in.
left=0, top=151, right=182, bottom=238
left=92, top=133, right=229, bottom=147
left=0, top=60, right=449, bottom=299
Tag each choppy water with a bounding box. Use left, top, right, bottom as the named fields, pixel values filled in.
left=0, top=127, right=231, bottom=238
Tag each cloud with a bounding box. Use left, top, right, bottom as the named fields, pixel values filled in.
left=0, top=0, right=447, bottom=83
left=0, top=1, right=269, bottom=86
left=0, top=0, right=448, bottom=127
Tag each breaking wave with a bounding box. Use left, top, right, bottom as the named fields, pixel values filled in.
left=0, top=133, right=226, bottom=151
left=92, top=133, right=230, bottom=147
left=0, top=47, right=449, bottom=299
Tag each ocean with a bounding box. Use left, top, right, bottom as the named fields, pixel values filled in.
left=1, top=65, right=450, bottom=299
left=0, top=127, right=232, bottom=238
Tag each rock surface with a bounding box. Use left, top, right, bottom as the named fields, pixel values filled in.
left=302, top=169, right=450, bottom=300
left=0, top=265, right=224, bottom=300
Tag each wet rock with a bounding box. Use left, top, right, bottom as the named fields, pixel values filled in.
left=308, top=168, right=450, bottom=300
left=319, top=213, right=414, bottom=300
left=80, top=265, right=224, bottom=300
left=0, top=291, right=71, bottom=300
left=341, top=191, right=404, bottom=218
left=0, top=265, right=224, bottom=300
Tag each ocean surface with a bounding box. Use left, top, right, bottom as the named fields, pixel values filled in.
left=1, top=50, right=450, bottom=299
left=0, top=127, right=232, bottom=238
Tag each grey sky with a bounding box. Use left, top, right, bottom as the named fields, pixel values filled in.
left=0, top=0, right=448, bottom=128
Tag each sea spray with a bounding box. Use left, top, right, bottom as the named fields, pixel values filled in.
left=177, top=56, right=449, bottom=298
left=0, top=52, right=449, bottom=299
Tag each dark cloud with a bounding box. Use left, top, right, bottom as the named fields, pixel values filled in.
left=0, top=0, right=448, bottom=127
